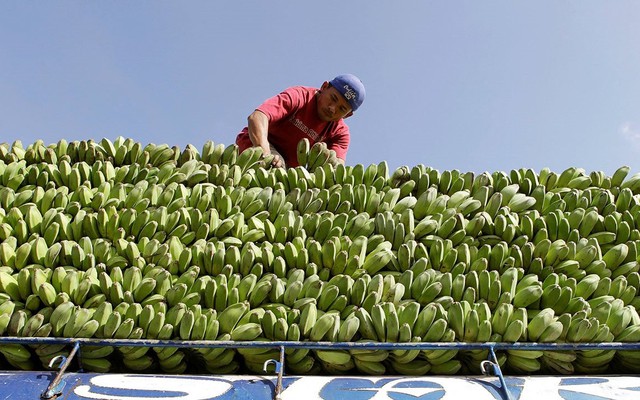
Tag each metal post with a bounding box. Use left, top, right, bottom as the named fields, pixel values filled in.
left=480, top=346, right=512, bottom=400
left=263, top=345, right=286, bottom=400
left=41, top=341, right=80, bottom=400
left=275, top=345, right=285, bottom=400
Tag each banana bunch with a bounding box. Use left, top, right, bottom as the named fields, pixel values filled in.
left=540, top=349, right=578, bottom=375
left=80, top=302, right=115, bottom=372
left=393, top=302, right=460, bottom=375
left=512, top=274, right=543, bottom=309
left=0, top=342, right=37, bottom=371
left=297, top=140, right=341, bottom=171
left=4, top=139, right=640, bottom=376
left=505, top=348, right=543, bottom=374
left=457, top=303, right=493, bottom=374
left=527, top=308, right=564, bottom=343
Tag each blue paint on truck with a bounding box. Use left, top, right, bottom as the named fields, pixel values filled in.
left=1, top=371, right=639, bottom=399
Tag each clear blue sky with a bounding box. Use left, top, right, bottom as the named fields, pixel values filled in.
left=2, top=1, right=639, bottom=176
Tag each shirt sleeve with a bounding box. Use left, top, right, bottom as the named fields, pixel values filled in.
left=255, top=86, right=306, bottom=122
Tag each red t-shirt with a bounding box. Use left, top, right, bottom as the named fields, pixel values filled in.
left=235, top=86, right=350, bottom=167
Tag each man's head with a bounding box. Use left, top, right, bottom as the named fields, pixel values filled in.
left=317, top=74, right=366, bottom=122
left=330, top=74, right=365, bottom=112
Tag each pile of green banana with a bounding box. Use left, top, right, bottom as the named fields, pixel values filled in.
left=1, top=137, right=640, bottom=376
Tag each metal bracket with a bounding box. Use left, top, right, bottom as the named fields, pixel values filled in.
left=41, top=342, right=80, bottom=400
left=263, top=346, right=286, bottom=400
left=480, top=347, right=512, bottom=400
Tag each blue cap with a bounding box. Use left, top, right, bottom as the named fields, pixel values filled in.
left=329, top=74, right=365, bottom=112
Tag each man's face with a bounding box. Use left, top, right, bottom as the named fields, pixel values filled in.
left=316, top=82, right=353, bottom=122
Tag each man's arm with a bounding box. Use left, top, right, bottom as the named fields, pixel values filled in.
left=247, top=110, right=270, bottom=152
left=247, top=110, right=284, bottom=167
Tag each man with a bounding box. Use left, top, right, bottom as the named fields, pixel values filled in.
left=235, top=74, right=365, bottom=168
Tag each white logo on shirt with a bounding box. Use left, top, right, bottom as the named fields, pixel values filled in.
left=291, top=117, right=321, bottom=141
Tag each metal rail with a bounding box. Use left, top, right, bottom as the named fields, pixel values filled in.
left=3, top=336, right=640, bottom=350
left=1, top=337, right=638, bottom=400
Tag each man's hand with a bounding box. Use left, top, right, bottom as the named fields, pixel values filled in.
left=271, top=154, right=285, bottom=168
left=261, top=151, right=285, bottom=168
left=266, top=153, right=284, bottom=168
left=247, top=110, right=286, bottom=168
